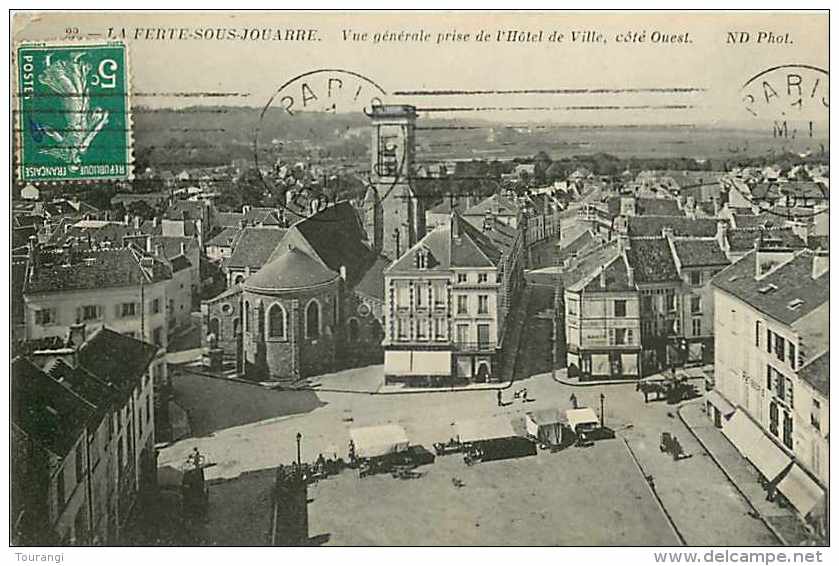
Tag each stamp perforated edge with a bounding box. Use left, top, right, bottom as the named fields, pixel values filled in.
left=12, top=39, right=135, bottom=186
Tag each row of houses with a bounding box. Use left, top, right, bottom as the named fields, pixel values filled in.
left=12, top=327, right=161, bottom=545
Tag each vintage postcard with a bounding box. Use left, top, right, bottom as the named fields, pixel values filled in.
left=9, top=10, right=829, bottom=552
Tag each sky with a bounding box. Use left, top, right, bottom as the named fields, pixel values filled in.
left=12, top=11, right=829, bottom=130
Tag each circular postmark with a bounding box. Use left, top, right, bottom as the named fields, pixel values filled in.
left=253, top=69, right=406, bottom=223
left=737, top=64, right=829, bottom=221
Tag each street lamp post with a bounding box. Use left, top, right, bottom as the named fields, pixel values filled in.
left=296, top=432, right=302, bottom=467
left=600, top=393, right=606, bottom=429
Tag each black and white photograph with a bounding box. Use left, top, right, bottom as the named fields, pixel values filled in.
left=7, top=8, right=831, bottom=554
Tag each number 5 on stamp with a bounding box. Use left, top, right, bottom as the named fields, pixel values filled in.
left=16, top=42, right=131, bottom=182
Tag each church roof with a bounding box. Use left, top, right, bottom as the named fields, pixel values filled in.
left=244, top=247, right=339, bottom=293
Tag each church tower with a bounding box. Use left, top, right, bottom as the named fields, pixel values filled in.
left=363, top=183, right=383, bottom=254
left=369, top=105, right=425, bottom=260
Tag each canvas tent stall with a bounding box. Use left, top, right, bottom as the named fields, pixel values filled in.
left=454, top=417, right=517, bottom=444
left=350, top=424, right=410, bottom=459
left=565, top=408, right=599, bottom=433
left=525, top=408, right=567, bottom=447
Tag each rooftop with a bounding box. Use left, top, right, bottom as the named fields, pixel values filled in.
left=627, top=216, right=718, bottom=238
left=712, top=249, right=829, bottom=326
left=671, top=239, right=730, bottom=268
left=625, top=238, right=680, bottom=284
left=222, top=227, right=288, bottom=269
left=797, top=350, right=829, bottom=398
left=24, top=244, right=172, bottom=295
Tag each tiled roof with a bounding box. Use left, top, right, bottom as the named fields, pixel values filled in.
left=712, top=249, right=828, bottom=326
left=606, top=197, right=684, bottom=219
left=626, top=238, right=680, bottom=283
left=807, top=235, right=829, bottom=251
left=206, top=226, right=242, bottom=248
left=355, top=255, right=390, bottom=301
left=797, top=350, right=829, bottom=398
left=562, top=240, right=625, bottom=291
left=244, top=247, right=338, bottom=292
left=732, top=213, right=786, bottom=229
left=205, top=283, right=242, bottom=304
left=24, top=245, right=172, bottom=294
left=727, top=227, right=806, bottom=252
left=387, top=213, right=503, bottom=273
left=163, top=200, right=206, bottom=221
left=289, top=202, right=378, bottom=288
left=628, top=216, right=718, bottom=238
left=12, top=357, right=95, bottom=458
left=671, top=239, right=730, bottom=268
left=216, top=207, right=281, bottom=227
left=78, top=327, right=158, bottom=393
left=47, top=359, right=117, bottom=417
left=482, top=218, right=518, bottom=254
left=557, top=230, right=598, bottom=265
left=49, top=221, right=140, bottom=247
left=170, top=254, right=192, bottom=273
left=464, top=194, right=520, bottom=218
left=223, top=227, right=287, bottom=270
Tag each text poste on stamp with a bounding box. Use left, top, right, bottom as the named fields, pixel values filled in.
left=16, top=42, right=131, bottom=183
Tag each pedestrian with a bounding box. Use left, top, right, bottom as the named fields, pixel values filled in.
left=569, top=392, right=578, bottom=409
left=497, top=389, right=503, bottom=406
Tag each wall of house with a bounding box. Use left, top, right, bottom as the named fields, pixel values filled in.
left=25, top=283, right=169, bottom=350
left=793, top=380, right=829, bottom=486
left=167, top=267, right=193, bottom=334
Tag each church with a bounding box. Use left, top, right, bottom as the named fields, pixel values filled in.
left=200, top=104, right=425, bottom=381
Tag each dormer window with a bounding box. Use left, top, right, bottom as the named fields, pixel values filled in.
left=415, top=247, right=430, bottom=269
left=758, top=284, right=778, bottom=294
left=787, top=298, right=804, bottom=310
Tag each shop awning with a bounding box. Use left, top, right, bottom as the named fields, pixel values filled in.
left=384, top=350, right=452, bottom=376
left=776, top=464, right=825, bottom=517
left=455, top=417, right=516, bottom=443
left=722, top=409, right=791, bottom=482
left=566, top=408, right=599, bottom=430
left=706, top=390, right=736, bottom=417
left=413, top=351, right=452, bottom=376
left=384, top=351, right=412, bottom=374
left=350, top=424, right=410, bottom=459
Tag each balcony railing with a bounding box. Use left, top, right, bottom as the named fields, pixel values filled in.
left=453, top=341, right=495, bottom=352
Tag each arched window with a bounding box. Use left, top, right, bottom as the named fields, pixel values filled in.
left=348, top=318, right=360, bottom=342
left=267, top=303, right=286, bottom=339
left=243, top=302, right=250, bottom=332
left=305, top=299, right=320, bottom=339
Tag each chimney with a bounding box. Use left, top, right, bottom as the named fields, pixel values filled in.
left=676, top=194, right=685, bottom=209
left=483, top=211, right=494, bottom=232
left=627, top=266, right=635, bottom=287
left=152, top=216, right=159, bottom=228
left=712, top=196, right=720, bottom=217
left=27, top=235, right=39, bottom=269
left=599, top=267, right=606, bottom=289
left=146, top=235, right=153, bottom=253
left=812, top=250, right=829, bottom=279
left=124, top=214, right=130, bottom=225
left=662, top=227, right=675, bottom=241
left=340, top=265, right=347, bottom=280
left=451, top=214, right=460, bottom=239
left=133, top=215, right=141, bottom=230
left=155, top=243, right=165, bottom=258
left=180, top=242, right=187, bottom=256
left=716, top=221, right=728, bottom=251
left=242, top=205, right=251, bottom=214
left=67, top=323, right=87, bottom=349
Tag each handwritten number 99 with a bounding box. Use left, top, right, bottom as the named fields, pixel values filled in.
left=90, top=59, right=118, bottom=89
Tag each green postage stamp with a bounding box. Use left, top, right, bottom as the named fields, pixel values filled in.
left=16, top=42, right=131, bottom=182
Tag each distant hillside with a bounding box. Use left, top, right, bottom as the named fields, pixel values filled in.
left=132, top=106, right=829, bottom=171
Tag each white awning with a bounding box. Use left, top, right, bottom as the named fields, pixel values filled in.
left=566, top=408, right=599, bottom=430
left=413, top=351, right=452, bottom=376
left=455, top=417, right=516, bottom=443
left=384, top=350, right=452, bottom=376
left=776, top=464, right=825, bottom=517
left=350, top=424, right=410, bottom=459
left=706, top=390, right=736, bottom=417
left=384, top=351, right=412, bottom=374
left=722, top=409, right=791, bottom=482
